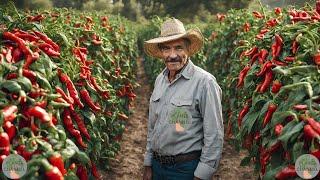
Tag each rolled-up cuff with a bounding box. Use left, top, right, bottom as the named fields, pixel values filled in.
left=143, top=152, right=153, bottom=166
left=194, top=161, right=216, bottom=180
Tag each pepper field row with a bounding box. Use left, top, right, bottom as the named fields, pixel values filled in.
left=138, top=2, right=320, bottom=179
left=0, top=6, right=138, bottom=180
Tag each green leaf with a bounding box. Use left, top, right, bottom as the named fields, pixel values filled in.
left=240, top=156, right=251, bottom=166
left=263, top=165, right=284, bottom=180
left=292, top=142, right=304, bottom=162
left=75, top=151, right=90, bottom=165
left=278, top=121, right=304, bottom=149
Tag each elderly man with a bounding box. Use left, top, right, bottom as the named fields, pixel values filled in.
left=143, top=18, right=224, bottom=180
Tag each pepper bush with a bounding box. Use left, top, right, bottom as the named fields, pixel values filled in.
left=0, top=6, right=138, bottom=179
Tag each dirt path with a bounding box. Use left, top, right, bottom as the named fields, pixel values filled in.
left=103, top=57, right=259, bottom=180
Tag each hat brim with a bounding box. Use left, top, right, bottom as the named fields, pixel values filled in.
left=144, top=28, right=204, bottom=59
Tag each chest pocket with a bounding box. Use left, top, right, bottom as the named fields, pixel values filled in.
left=169, top=98, right=193, bottom=131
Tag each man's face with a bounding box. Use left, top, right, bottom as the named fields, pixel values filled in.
left=160, top=39, right=189, bottom=72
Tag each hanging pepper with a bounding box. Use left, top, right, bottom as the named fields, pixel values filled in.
left=291, top=40, right=299, bottom=54
left=58, top=70, right=84, bottom=108
left=256, top=61, right=274, bottom=76
left=284, top=56, right=295, bottom=62
left=244, top=46, right=258, bottom=58
left=49, top=153, right=67, bottom=175
left=274, top=124, right=283, bottom=136
left=3, top=121, right=16, bottom=142
left=42, top=159, right=64, bottom=180
left=27, top=106, right=51, bottom=124
left=252, top=11, right=264, bottom=18
left=63, top=109, right=87, bottom=148
left=272, top=58, right=288, bottom=66
left=77, top=165, right=88, bottom=180
left=91, top=161, right=101, bottom=179
left=55, top=87, right=74, bottom=105
left=236, top=66, right=250, bottom=88
left=0, top=130, right=10, bottom=155
left=293, top=104, right=308, bottom=111
left=271, top=80, right=282, bottom=94
left=79, top=89, right=101, bottom=112
left=238, top=104, right=250, bottom=128
left=275, top=165, right=297, bottom=179
left=259, top=70, right=273, bottom=93
left=1, top=105, right=18, bottom=122
left=33, top=31, right=60, bottom=52
left=69, top=107, right=91, bottom=140
left=304, top=124, right=320, bottom=140
left=262, top=103, right=277, bottom=128
left=258, top=49, right=268, bottom=64
left=249, top=52, right=260, bottom=65
left=305, top=118, right=320, bottom=135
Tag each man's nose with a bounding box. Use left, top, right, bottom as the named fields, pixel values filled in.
left=168, top=50, right=178, bottom=58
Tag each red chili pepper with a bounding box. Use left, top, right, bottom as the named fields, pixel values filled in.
left=2, top=32, right=32, bottom=57
left=27, top=106, right=51, bottom=124
left=236, top=66, right=250, bottom=88
left=69, top=107, right=91, bottom=140
left=63, top=109, right=87, bottom=148
left=275, top=34, right=283, bottom=45
left=272, top=58, right=288, bottom=66
left=49, top=153, right=66, bottom=175
left=274, top=124, right=283, bottom=136
left=23, top=69, right=37, bottom=83
left=6, top=73, right=17, bottom=80
left=238, top=104, right=250, bottom=128
left=0, top=130, right=10, bottom=155
left=256, top=61, right=274, bottom=76
left=35, top=100, right=47, bottom=109
left=91, top=162, right=101, bottom=179
left=11, top=48, right=23, bottom=62
left=271, top=80, right=282, bottom=94
left=55, top=87, right=74, bottom=105
left=313, top=52, right=320, bottom=65
left=77, top=165, right=88, bottom=180
left=38, top=43, right=60, bottom=57
left=254, top=132, right=261, bottom=141
left=80, top=89, right=101, bottom=112
left=2, top=105, right=18, bottom=122
left=311, top=149, right=320, bottom=159
left=0, top=155, right=7, bottom=167
left=275, top=165, right=297, bottom=180
left=317, top=0, right=320, bottom=14
left=304, top=124, right=320, bottom=140
left=90, top=76, right=109, bottom=95
left=284, top=56, right=295, bottom=62
left=258, top=49, right=268, bottom=64
left=266, top=18, right=278, bottom=27
left=262, top=103, right=277, bottom=128
left=249, top=52, right=260, bottom=65
left=292, top=40, right=299, bottom=54
left=293, top=104, right=308, bottom=111
left=33, top=31, right=60, bottom=52
left=3, top=121, right=16, bottom=142
left=305, top=118, right=320, bottom=135
left=243, top=22, right=250, bottom=32
left=259, top=70, right=273, bottom=93
left=43, top=160, right=64, bottom=180
left=274, top=7, right=282, bottom=15
left=244, top=46, right=258, bottom=58
left=14, top=32, right=39, bottom=42
left=58, top=71, right=84, bottom=108
left=252, top=11, right=264, bottom=18
left=16, top=145, right=32, bottom=161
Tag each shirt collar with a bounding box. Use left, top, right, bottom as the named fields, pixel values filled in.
left=162, top=59, right=195, bottom=80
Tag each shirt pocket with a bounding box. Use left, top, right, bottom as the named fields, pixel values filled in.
left=169, top=98, right=193, bottom=132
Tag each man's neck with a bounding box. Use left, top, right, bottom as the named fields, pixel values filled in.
left=168, top=60, right=189, bottom=82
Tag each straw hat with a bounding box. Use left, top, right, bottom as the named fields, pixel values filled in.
left=144, top=18, right=204, bottom=59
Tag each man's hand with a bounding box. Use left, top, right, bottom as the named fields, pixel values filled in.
left=143, top=166, right=152, bottom=180
left=193, top=177, right=201, bottom=180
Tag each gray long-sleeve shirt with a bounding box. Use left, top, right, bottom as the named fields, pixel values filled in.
left=144, top=60, right=224, bottom=180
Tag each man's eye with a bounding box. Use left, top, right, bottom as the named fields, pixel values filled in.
left=176, top=46, right=184, bottom=50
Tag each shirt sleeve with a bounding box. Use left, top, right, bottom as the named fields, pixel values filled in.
left=143, top=99, right=155, bottom=166
left=194, top=78, right=224, bottom=180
